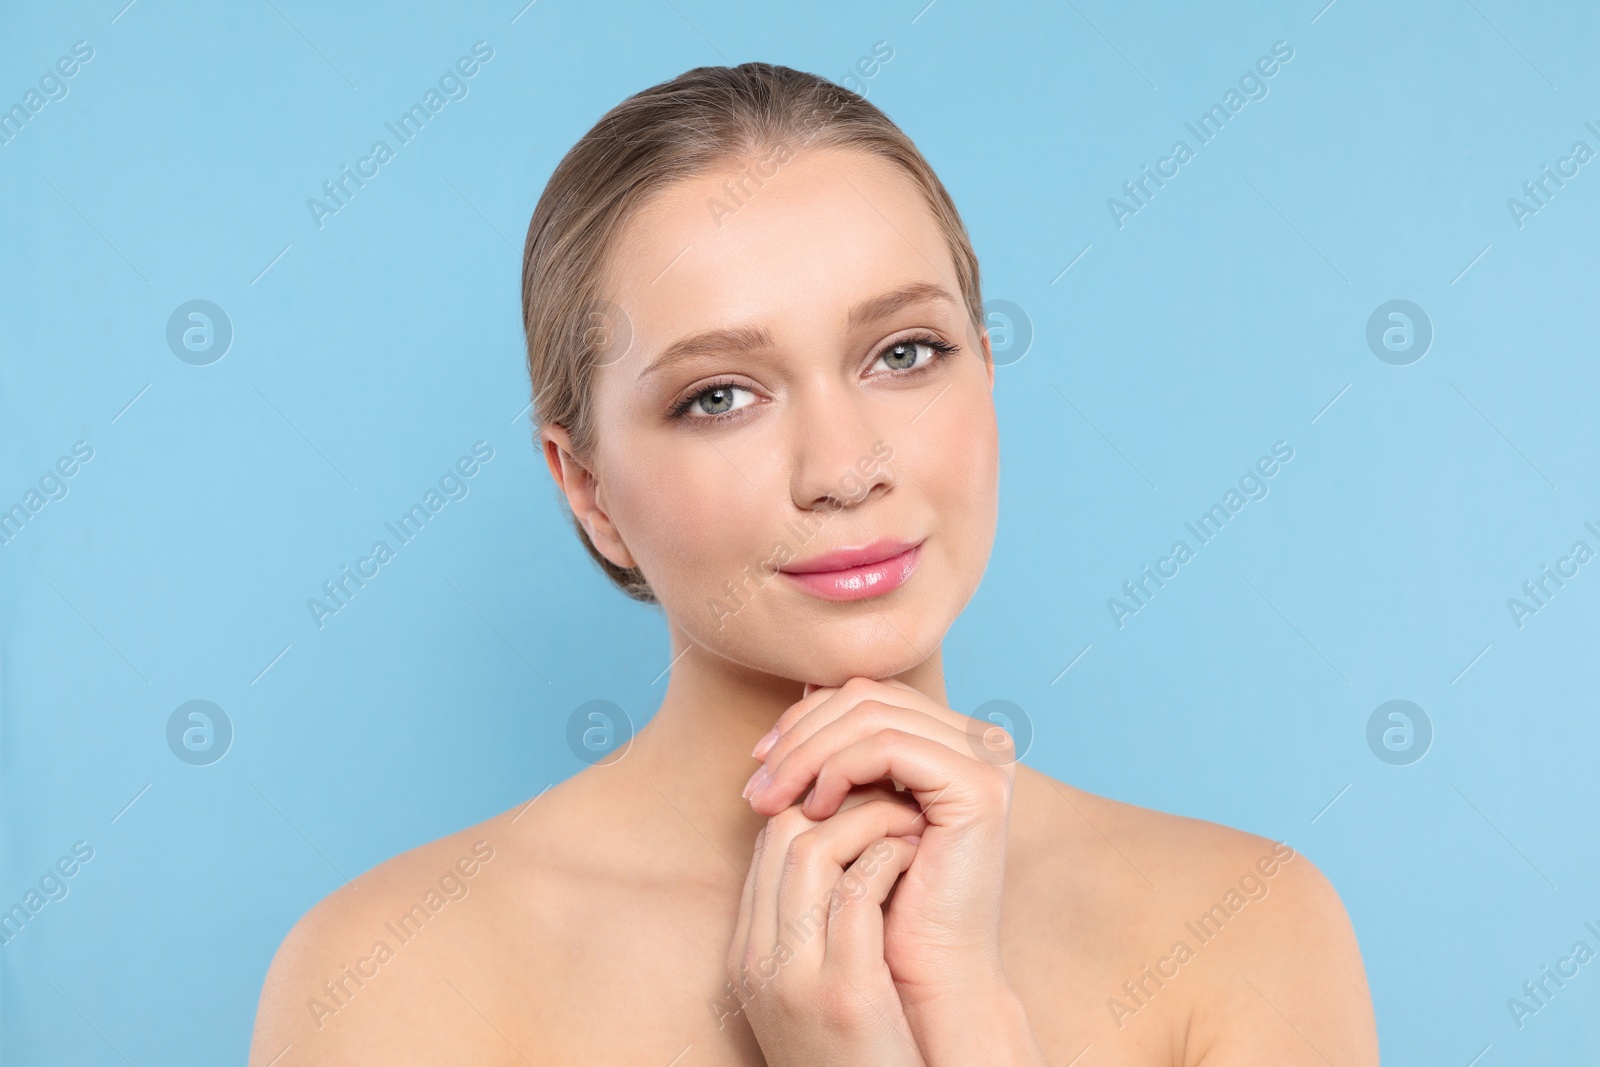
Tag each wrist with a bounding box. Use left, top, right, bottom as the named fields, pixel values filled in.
left=900, top=980, right=1048, bottom=1067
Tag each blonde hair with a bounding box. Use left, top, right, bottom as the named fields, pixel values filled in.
left=520, top=61, right=984, bottom=602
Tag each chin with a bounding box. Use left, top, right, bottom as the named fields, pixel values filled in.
left=682, top=596, right=941, bottom=688
left=789, top=651, right=924, bottom=689
left=769, top=603, right=947, bottom=685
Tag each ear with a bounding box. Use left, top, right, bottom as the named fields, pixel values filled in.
left=980, top=321, right=995, bottom=391
left=539, top=423, right=638, bottom=570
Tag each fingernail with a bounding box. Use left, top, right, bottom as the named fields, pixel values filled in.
left=903, top=835, right=921, bottom=845
left=751, top=726, right=780, bottom=760
left=742, top=765, right=770, bottom=800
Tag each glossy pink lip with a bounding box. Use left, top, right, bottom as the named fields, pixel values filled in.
left=779, top=538, right=923, bottom=602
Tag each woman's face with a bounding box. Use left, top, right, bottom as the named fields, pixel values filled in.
left=558, top=144, right=999, bottom=686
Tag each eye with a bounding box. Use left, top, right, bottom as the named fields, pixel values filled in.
left=669, top=380, right=758, bottom=421
left=872, top=332, right=959, bottom=375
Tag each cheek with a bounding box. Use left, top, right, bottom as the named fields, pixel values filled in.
left=610, top=442, right=762, bottom=597
left=906, top=384, right=999, bottom=578
left=910, top=382, right=998, bottom=510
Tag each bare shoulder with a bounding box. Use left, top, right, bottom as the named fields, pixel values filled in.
left=246, top=805, right=540, bottom=1066
left=1011, top=765, right=1378, bottom=1064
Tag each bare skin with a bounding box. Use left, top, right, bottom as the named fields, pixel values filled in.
left=249, top=143, right=1377, bottom=1064
left=247, top=663, right=1374, bottom=1065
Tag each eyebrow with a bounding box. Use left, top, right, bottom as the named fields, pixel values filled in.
left=638, top=281, right=959, bottom=381
left=845, top=280, right=959, bottom=331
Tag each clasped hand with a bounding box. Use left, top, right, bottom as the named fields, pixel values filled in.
left=725, top=676, right=1029, bottom=1065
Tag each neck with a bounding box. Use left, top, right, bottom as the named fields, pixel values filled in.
left=621, top=620, right=949, bottom=867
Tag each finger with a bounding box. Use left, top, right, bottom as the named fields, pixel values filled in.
left=768, top=699, right=972, bottom=780
left=773, top=798, right=929, bottom=946
left=828, top=677, right=971, bottom=731
left=751, top=703, right=982, bottom=817
left=747, top=806, right=822, bottom=978
left=825, top=836, right=919, bottom=981
left=834, top=779, right=916, bottom=813
left=758, top=677, right=975, bottom=768
left=755, top=780, right=921, bottom=953
left=728, top=822, right=766, bottom=978
left=794, top=729, right=1008, bottom=824
left=753, top=682, right=838, bottom=761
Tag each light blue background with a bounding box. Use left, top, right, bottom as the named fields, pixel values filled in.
left=3, top=0, right=1597, bottom=1062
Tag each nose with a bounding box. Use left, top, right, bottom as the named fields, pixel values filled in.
left=788, top=388, right=894, bottom=512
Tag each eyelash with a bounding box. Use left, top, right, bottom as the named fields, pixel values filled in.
left=668, top=332, right=961, bottom=422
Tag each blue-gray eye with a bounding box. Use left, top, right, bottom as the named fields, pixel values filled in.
left=670, top=380, right=754, bottom=420
left=696, top=386, right=736, bottom=415
left=875, top=333, right=959, bottom=373
left=881, top=341, right=923, bottom=370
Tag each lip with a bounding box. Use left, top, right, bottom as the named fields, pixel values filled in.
left=779, top=538, right=924, bottom=602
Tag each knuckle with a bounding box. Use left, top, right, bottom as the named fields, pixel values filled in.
left=784, top=829, right=826, bottom=871
left=840, top=676, right=877, bottom=700
left=862, top=701, right=905, bottom=733
left=984, top=724, right=1016, bottom=751
left=738, top=942, right=779, bottom=980
left=869, top=698, right=909, bottom=724
left=969, top=717, right=1018, bottom=765
left=815, top=982, right=872, bottom=1030
left=876, top=726, right=912, bottom=750
left=768, top=805, right=811, bottom=836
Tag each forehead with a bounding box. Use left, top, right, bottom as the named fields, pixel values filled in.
left=599, top=145, right=957, bottom=352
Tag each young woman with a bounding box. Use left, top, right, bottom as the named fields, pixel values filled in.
left=250, top=63, right=1378, bottom=1065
